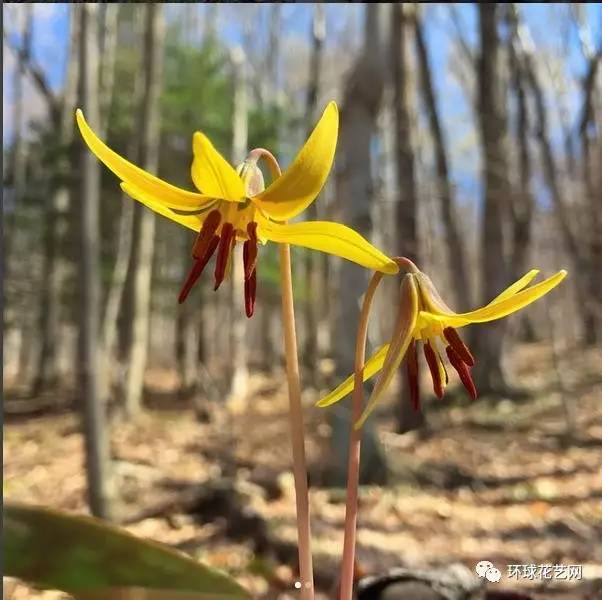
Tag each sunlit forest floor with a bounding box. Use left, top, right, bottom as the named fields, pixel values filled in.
left=4, top=342, right=602, bottom=599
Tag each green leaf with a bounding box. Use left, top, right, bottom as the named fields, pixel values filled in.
left=4, top=503, right=250, bottom=599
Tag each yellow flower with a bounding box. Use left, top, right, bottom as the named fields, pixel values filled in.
left=75, top=102, right=398, bottom=316
left=317, top=266, right=567, bottom=428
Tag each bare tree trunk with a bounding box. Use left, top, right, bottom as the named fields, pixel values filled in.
left=301, top=3, right=326, bottom=381
left=517, top=17, right=601, bottom=344
left=184, top=4, right=199, bottom=46
left=507, top=11, right=536, bottom=342
left=103, top=8, right=144, bottom=403
left=257, top=288, right=276, bottom=372
left=547, top=304, right=577, bottom=442
left=518, top=20, right=581, bottom=264
left=102, top=199, right=134, bottom=398
left=122, top=4, right=165, bottom=419
left=5, top=4, right=33, bottom=380
left=98, top=3, right=119, bottom=138
left=331, top=4, right=389, bottom=486
left=3, top=7, right=64, bottom=389
left=414, top=12, right=472, bottom=310
left=175, top=262, right=199, bottom=396
left=173, top=0, right=200, bottom=402
left=228, top=46, right=249, bottom=400
left=78, top=2, right=115, bottom=520
left=392, top=4, right=425, bottom=432
left=579, top=54, right=602, bottom=344
left=472, top=4, right=511, bottom=394
left=203, top=3, right=218, bottom=46
left=393, top=5, right=419, bottom=266
left=508, top=19, right=534, bottom=283
left=10, top=4, right=32, bottom=215
left=264, top=4, right=281, bottom=101
left=32, top=7, right=80, bottom=395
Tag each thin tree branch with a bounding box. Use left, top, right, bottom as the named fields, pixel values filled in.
left=579, top=53, right=600, bottom=140
left=448, top=4, right=476, bottom=68
left=570, top=4, right=596, bottom=61
left=3, top=31, right=61, bottom=124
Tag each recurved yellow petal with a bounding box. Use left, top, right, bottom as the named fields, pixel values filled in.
left=257, top=216, right=398, bottom=274
left=253, top=102, right=338, bottom=221
left=76, top=110, right=211, bottom=211
left=356, top=274, right=419, bottom=428
left=487, top=270, right=540, bottom=305
left=316, top=344, right=390, bottom=408
left=192, top=132, right=245, bottom=201
left=121, top=183, right=205, bottom=232
left=421, top=270, right=567, bottom=328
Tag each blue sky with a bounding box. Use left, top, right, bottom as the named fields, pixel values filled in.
left=6, top=4, right=599, bottom=109
left=3, top=3, right=600, bottom=205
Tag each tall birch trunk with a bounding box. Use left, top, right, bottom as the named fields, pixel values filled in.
left=101, top=7, right=142, bottom=401
left=6, top=4, right=32, bottom=380
left=98, top=3, right=119, bottom=139
left=203, top=3, right=218, bottom=46
left=175, top=247, right=200, bottom=396
left=10, top=4, right=32, bottom=216
left=122, top=4, right=165, bottom=418
left=33, top=7, right=80, bottom=395
left=228, top=46, right=249, bottom=400
left=264, top=4, right=281, bottom=101
left=78, top=2, right=115, bottom=520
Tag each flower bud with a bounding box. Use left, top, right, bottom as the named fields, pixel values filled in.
left=236, top=160, right=265, bottom=197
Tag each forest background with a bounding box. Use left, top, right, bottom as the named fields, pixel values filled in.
left=3, top=3, right=601, bottom=598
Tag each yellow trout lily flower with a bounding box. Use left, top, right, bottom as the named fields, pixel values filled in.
left=75, top=102, right=398, bottom=316
left=318, top=266, right=567, bottom=428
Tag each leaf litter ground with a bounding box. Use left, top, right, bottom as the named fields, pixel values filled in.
left=4, top=342, right=602, bottom=599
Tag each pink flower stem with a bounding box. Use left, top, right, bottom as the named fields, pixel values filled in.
left=251, top=148, right=314, bottom=598
left=339, top=271, right=384, bottom=600
left=339, top=257, right=415, bottom=599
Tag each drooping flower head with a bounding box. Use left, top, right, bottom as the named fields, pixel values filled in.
left=76, top=103, right=398, bottom=317
left=318, top=263, right=567, bottom=428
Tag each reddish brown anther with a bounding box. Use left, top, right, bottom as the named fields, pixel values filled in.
left=214, top=223, right=235, bottom=290
left=178, top=234, right=220, bottom=303
left=445, top=345, right=478, bottom=400
left=406, top=340, right=420, bottom=411
left=244, top=268, right=257, bottom=318
left=443, top=327, right=475, bottom=366
left=244, top=222, right=259, bottom=278
left=247, top=221, right=258, bottom=243
left=423, top=341, right=444, bottom=399
left=192, top=210, right=221, bottom=259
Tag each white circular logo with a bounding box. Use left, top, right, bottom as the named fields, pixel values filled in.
left=475, top=560, right=502, bottom=583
